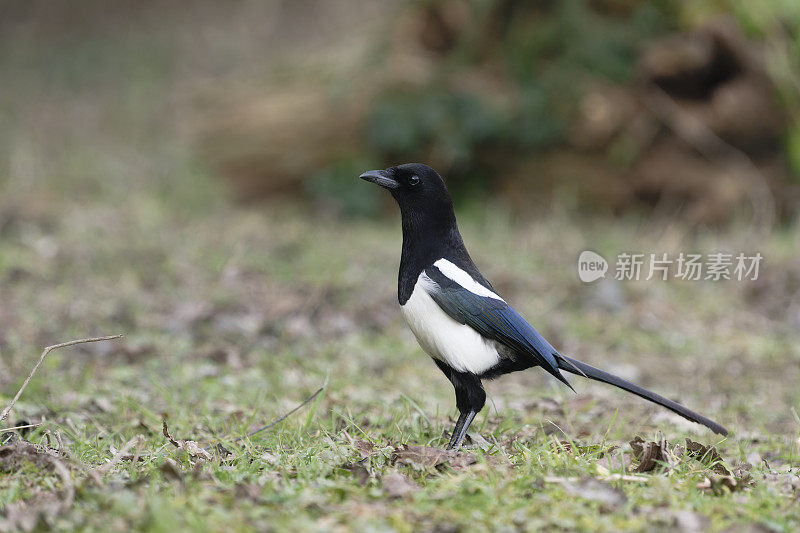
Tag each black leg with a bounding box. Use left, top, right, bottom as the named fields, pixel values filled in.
left=446, top=411, right=468, bottom=449
left=432, top=359, right=486, bottom=451
left=446, top=410, right=477, bottom=450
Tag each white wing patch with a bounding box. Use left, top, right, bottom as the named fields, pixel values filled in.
left=432, top=258, right=504, bottom=301
left=400, top=272, right=501, bottom=374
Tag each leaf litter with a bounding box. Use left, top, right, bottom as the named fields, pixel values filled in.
left=392, top=445, right=478, bottom=471
left=162, top=417, right=212, bottom=461
left=0, top=442, right=74, bottom=532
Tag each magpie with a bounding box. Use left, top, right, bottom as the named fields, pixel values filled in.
left=360, top=163, right=728, bottom=450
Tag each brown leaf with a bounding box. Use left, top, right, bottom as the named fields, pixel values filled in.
left=629, top=436, right=669, bottom=473
left=696, top=474, right=745, bottom=493
left=161, top=417, right=212, bottom=460
left=685, top=439, right=730, bottom=475
left=353, top=439, right=375, bottom=459
left=392, top=445, right=477, bottom=471
left=342, top=462, right=370, bottom=485
left=382, top=471, right=418, bottom=497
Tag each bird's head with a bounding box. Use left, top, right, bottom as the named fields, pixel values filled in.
left=359, top=163, right=453, bottom=217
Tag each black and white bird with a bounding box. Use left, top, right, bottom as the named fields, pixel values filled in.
left=360, top=163, right=727, bottom=450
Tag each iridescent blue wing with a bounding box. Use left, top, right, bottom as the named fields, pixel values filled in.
left=423, top=265, right=572, bottom=388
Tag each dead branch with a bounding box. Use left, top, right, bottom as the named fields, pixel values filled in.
left=0, top=335, right=124, bottom=424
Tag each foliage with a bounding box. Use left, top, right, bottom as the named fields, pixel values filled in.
left=361, top=0, right=800, bottom=210
left=306, top=156, right=386, bottom=217
left=365, top=0, right=673, bottom=182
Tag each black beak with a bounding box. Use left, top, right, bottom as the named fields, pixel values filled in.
left=359, top=169, right=399, bottom=190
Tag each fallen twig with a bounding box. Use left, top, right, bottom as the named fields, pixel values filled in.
left=198, top=386, right=326, bottom=453
left=0, top=335, right=124, bottom=424
left=162, top=417, right=212, bottom=460
left=0, top=422, right=43, bottom=434
left=242, top=386, right=325, bottom=440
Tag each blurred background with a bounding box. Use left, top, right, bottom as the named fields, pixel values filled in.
left=2, top=0, right=799, bottom=221
left=1, top=0, right=800, bottom=464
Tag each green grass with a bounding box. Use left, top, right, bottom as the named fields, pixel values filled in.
left=1, top=191, right=799, bottom=531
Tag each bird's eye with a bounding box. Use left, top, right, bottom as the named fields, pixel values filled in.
left=409, top=175, right=420, bottom=186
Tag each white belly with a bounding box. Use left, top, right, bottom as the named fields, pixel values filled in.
left=400, top=277, right=501, bottom=375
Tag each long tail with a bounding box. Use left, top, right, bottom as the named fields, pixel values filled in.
left=556, top=354, right=728, bottom=436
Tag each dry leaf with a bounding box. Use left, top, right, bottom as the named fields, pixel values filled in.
left=696, top=474, right=745, bottom=493
left=630, top=436, right=669, bottom=473
left=684, top=438, right=730, bottom=475
left=353, top=440, right=375, bottom=459
left=551, top=440, right=577, bottom=454
left=392, top=445, right=477, bottom=471
left=342, top=462, right=370, bottom=485
left=162, top=418, right=212, bottom=460
left=183, top=440, right=212, bottom=460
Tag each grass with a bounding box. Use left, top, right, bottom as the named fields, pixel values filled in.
left=1, top=7, right=799, bottom=530
left=1, top=187, right=799, bottom=531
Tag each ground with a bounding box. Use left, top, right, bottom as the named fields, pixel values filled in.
left=1, top=2, right=799, bottom=530
left=1, top=176, right=799, bottom=531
